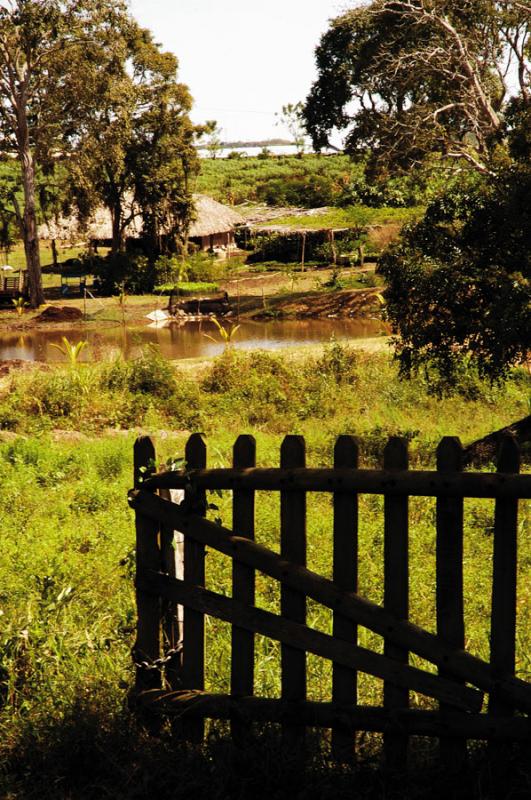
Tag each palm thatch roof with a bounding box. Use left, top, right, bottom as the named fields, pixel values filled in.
left=188, top=194, right=244, bottom=237
left=38, top=194, right=243, bottom=243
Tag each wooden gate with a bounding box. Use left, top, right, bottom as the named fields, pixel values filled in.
left=128, top=432, right=531, bottom=767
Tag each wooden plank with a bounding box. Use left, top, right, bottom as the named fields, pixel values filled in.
left=129, top=490, right=531, bottom=712
left=383, top=437, right=409, bottom=773
left=139, top=691, right=531, bottom=741
left=332, top=436, right=359, bottom=762
left=489, top=435, right=520, bottom=770
left=436, top=438, right=467, bottom=770
left=160, top=487, right=182, bottom=692
left=280, top=435, right=306, bottom=749
left=133, top=437, right=161, bottom=698
left=231, top=434, right=256, bottom=743
left=182, top=433, right=207, bottom=742
left=142, top=467, right=531, bottom=499
left=138, top=571, right=483, bottom=712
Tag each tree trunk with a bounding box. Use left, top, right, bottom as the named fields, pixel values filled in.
left=111, top=201, right=125, bottom=254
left=18, top=110, right=44, bottom=308
left=51, top=238, right=59, bottom=270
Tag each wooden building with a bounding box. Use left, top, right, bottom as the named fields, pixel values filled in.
left=188, top=194, right=244, bottom=253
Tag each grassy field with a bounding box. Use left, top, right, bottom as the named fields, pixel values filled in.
left=0, top=344, right=529, bottom=798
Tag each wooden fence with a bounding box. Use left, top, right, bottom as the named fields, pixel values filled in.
left=128, top=432, right=531, bottom=768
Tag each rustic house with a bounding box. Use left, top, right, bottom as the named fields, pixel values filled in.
left=188, top=194, right=244, bottom=252
left=38, top=194, right=244, bottom=255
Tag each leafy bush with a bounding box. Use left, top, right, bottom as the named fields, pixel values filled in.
left=314, top=337, right=358, bottom=385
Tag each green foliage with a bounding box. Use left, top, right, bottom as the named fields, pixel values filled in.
left=381, top=160, right=531, bottom=386
left=303, top=0, right=529, bottom=177
left=50, top=337, right=88, bottom=367
left=315, top=337, right=358, bottom=385
left=90, top=252, right=154, bottom=295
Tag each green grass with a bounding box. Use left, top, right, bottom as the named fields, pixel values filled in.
left=0, top=346, right=529, bottom=797
left=195, top=153, right=356, bottom=206
left=265, top=206, right=423, bottom=230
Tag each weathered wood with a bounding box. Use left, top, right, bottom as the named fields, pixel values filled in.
left=464, top=415, right=530, bottom=466
left=129, top=489, right=531, bottom=712
left=133, top=437, right=161, bottom=696
left=231, top=435, right=256, bottom=743
left=280, top=435, right=306, bottom=749
left=142, top=466, right=531, bottom=499
left=489, top=436, right=521, bottom=770
left=139, top=691, right=531, bottom=741
left=436, top=438, right=467, bottom=770
left=160, top=487, right=182, bottom=692
left=137, top=570, right=483, bottom=712
left=182, top=433, right=207, bottom=742
left=383, top=437, right=409, bottom=773
left=332, top=436, right=359, bottom=762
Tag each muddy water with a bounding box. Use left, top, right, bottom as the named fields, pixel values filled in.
left=0, top=318, right=387, bottom=363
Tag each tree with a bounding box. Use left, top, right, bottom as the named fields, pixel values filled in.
left=304, top=0, right=530, bottom=176
left=200, top=120, right=223, bottom=160
left=276, top=102, right=307, bottom=156
left=380, top=150, right=530, bottom=386
left=0, top=0, right=133, bottom=306
left=68, top=26, right=198, bottom=256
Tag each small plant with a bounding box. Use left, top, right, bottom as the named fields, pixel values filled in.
left=203, top=318, right=240, bottom=349
left=11, top=297, right=28, bottom=316
left=50, top=337, right=88, bottom=367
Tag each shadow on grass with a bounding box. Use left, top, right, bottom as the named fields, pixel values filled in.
left=2, top=698, right=530, bottom=800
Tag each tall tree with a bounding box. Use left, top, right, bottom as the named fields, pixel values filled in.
left=304, top=0, right=530, bottom=176
left=0, top=0, right=136, bottom=306
left=68, top=27, right=198, bottom=256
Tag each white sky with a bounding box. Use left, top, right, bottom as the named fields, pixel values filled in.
left=129, top=0, right=348, bottom=143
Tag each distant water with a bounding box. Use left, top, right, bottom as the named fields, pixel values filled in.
left=197, top=145, right=337, bottom=159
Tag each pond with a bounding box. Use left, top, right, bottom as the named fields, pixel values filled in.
left=0, top=318, right=388, bottom=363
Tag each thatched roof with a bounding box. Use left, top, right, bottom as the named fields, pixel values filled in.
left=38, top=194, right=243, bottom=243
left=189, top=194, right=244, bottom=237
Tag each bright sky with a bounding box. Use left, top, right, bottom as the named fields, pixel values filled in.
left=129, top=0, right=349, bottom=143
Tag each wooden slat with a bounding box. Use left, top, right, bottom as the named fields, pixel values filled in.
left=231, top=434, right=256, bottom=743
left=436, top=438, right=467, bottom=770
left=129, top=489, right=531, bottom=712
left=383, top=437, right=409, bottom=773
left=133, top=437, right=161, bottom=697
left=332, top=436, right=359, bottom=762
left=139, top=691, right=531, bottom=741
left=182, top=433, right=207, bottom=742
left=489, top=435, right=520, bottom=769
left=143, top=467, right=531, bottom=499
left=160, top=486, right=182, bottom=692
left=138, top=571, right=483, bottom=712
left=280, top=435, right=306, bottom=749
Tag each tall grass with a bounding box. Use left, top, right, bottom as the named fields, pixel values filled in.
left=0, top=346, right=529, bottom=797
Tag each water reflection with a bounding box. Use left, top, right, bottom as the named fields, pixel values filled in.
left=0, top=318, right=387, bottom=363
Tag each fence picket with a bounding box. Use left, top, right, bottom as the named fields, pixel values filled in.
left=383, top=437, right=409, bottom=774
left=231, top=434, right=256, bottom=743
left=281, top=435, right=306, bottom=750
left=489, top=435, right=520, bottom=773
left=332, top=436, right=359, bottom=762
left=133, top=437, right=161, bottom=699
left=182, top=433, right=207, bottom=742
left=436, top=437, right=467, bottom=771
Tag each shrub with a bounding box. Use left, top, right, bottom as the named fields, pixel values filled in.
left=314, top=337, right=358, bottom=385
left=127, top=346, right=177, bottom=399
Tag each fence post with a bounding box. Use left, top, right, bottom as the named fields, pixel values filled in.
left=436, top=437, right=467, bottom=771
left=383, top=437, right=409, bottom=775
left=281, top=435, right=306, bottom=751
left=489, top=435, right=520, bottom=778
left=160, top=483, right=184, bottom=693
left=133, top=436, right=161, bottom=699
left=182, top=433, right=207, bottom=743
left=332, top=435, right=359, bottom=762
left=231, top=434, right=257, bottom=744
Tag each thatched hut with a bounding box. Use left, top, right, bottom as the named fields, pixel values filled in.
left=188, top=194, right=244, bottom=252
left=38, top=194, right=244, bottom=254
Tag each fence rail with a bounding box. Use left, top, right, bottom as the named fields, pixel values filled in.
left=129, top=432, right=530, bottom=769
